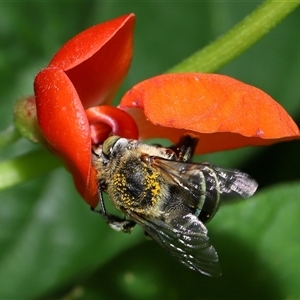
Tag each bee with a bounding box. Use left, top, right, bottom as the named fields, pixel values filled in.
left=92, top=135, right=258, bottom=277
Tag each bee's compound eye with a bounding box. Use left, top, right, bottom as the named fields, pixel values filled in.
left=102, top=136, right=121, bottom=157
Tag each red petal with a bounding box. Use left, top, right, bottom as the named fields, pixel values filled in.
left=120, top=73, right=300, bottom=153
left=48, top=14, right=135, bottom=109
left=34, top=68, right=98, bottom=206
left=85, top=106, right=139, bottom=145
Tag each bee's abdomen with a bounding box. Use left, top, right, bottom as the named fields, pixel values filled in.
left=194, top=166, right=221, bottom=224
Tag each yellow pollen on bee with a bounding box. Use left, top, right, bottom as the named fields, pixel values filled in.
left=145, top=172, right=160, bottom=202
left=112, top=173, right=126, bottom=191
left=110, top=168, right=161, bottom=208
left=112, top=172, right=135, bottom=206
left=113, top=173, right=125, bottom=184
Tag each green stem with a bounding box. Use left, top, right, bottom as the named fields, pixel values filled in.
left=168, top=0, right=300, bottom=73
left=0, top=149, right=61, bottom=191
left=0, top=126, right=22, bottom=149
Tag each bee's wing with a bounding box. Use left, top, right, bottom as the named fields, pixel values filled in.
left=152, top=158, right=258, bottom=207
left=127, top=210, right=221, bottom=277
left=209, top=165, right=258, bottom=199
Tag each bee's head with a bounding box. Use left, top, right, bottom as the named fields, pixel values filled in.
left=92, top=136, right=130, bottom=165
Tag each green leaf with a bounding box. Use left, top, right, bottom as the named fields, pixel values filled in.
left=0, top=169, right=142, bottom=299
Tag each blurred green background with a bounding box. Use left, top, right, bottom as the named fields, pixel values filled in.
left=0, top=2, right=300, bottom=299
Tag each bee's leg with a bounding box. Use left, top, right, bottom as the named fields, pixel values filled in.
left=91, top=183, right=136, bottom=233
left=171, top=135, right=199, bottom=162
left=104, top=214, right=136, bottom=233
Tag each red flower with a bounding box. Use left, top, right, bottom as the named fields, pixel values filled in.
left=33, top=13, right=300, bottom=207
left=34, top=14, right=138, bottom=207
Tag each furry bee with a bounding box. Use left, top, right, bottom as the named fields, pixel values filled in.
left=92, top=135, right=258, bottom=277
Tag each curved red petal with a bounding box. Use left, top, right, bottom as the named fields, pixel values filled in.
left=48, top=14, right=135, bottom=109
left=86, top=105, right=139, bottom=144
left=120, top=73, right=300, bottom=153
left=34, top=68, right=98, bottom=206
